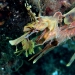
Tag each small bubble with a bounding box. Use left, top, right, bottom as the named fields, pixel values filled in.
left=60, top=60, right=65, bottom=65
left=2, top=34, right=5, bottom=36
left=16, top=15, right=19, bottom=18
left=14, top=3, right=15, bottom=4
left=13, top=19, right=15, bottom=21
left=52, top=70, right=58, bottom=75
left=7, top=6, right=9, bottom=9
left=14, top=14, right=16, bottom=17
left=1, top=28, right=3, bottom=30
left=1, top=67, right=4, bottom=70
left=16, top=11, right=19, bottom=13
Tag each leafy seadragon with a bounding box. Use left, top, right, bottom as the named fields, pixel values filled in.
left=9, top=6, right=75, bottom=66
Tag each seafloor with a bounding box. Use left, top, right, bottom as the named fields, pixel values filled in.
left=0, top=0, right=75, bottom=75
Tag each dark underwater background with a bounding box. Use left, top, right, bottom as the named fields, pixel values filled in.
left=0, top=0, right=75, bottom=75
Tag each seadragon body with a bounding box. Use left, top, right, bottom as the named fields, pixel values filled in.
left=9, top=7, right=75, bottom=66
left=29, top=20, right=75, bottom=64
